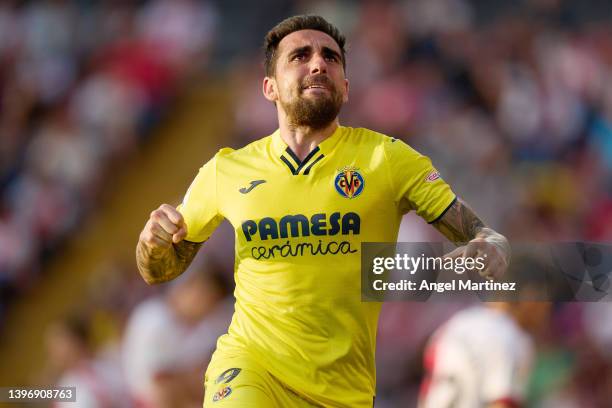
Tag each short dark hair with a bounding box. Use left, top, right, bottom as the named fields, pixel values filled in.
left=263, top=15, right=346, bottom=77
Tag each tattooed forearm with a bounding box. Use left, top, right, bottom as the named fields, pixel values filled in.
left=433, top=197, right=511, bottom=278
left=136, top=240, right=203, bottom=284
left=432, top=198, right=486, bottom=244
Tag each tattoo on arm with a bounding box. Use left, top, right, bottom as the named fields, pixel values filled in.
left=136, top=240, right=203, bottom=284
left=432, top=198, right=486, bottom=244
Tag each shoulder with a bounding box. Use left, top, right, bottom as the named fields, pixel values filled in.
left=440, top=307, right=496, bottom=341
left=341, top=126, right=396, bottom=146
left=345, top=127, right=422, bottom=158
left=214, top=134, right=273, bottom=163
left=452, top=308, right=529, bottom=350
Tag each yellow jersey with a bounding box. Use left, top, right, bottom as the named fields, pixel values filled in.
left=178, top=126, right=456, bottom=407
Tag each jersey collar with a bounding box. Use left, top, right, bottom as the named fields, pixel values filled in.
left=272, top=126, right=344, bottom=175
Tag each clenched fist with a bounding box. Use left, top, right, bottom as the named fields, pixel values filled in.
left=139, top=204, right=188, bottom=251
left=443, top=228, right=510, bottom=280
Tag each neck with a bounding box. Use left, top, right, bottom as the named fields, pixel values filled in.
left=278, top=113, right=339, bottom=160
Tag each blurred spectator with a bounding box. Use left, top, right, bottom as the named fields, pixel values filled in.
left=122, top=264, right=232, bottom=408
left=43, top=315, right=129, bottom=408
left=136, top=0, right=217, bottom=74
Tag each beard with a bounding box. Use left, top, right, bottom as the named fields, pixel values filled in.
left=280, top=75, right=344, bottom=130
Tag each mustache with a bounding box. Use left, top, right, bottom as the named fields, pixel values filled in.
left=301, top=75, right=333, bottom=90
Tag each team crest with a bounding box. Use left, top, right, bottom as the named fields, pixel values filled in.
left=212, top=386, right=232, bottom=402
left=215, top=368, right=241, bottom=384
left=335, top=167, right=365, bottom=199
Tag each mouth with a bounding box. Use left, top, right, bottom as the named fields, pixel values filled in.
left=302, top=84, right=330, bottom=94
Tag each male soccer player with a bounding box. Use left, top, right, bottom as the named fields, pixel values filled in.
left=419, top=301, right=550, bottom=408
left=136, top=15, right=510, bottom=407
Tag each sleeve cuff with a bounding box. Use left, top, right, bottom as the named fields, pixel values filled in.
left=428, top=196, right=457, bottom=224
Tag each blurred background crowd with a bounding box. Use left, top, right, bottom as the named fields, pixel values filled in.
left=0, top=0, right=217, bottom=319
left=0, top=0, right=611, bottom=407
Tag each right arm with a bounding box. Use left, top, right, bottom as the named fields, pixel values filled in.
left=136, top=204, right=202, bottom=284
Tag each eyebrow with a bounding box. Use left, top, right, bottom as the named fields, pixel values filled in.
left=288, top=45, right=311, bottom=58
left=288, top=45, right=342, bottom=62
left=322, top=46, right=342, bottom=62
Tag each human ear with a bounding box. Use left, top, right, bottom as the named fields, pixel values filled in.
left=263, top=77, right=278, bottom=102
left=343, top=78, right=349, bottom=103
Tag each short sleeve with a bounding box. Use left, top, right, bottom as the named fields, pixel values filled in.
left=384, top=138, right=456, bottom=222
left=177, top=154, right=224, bottom=242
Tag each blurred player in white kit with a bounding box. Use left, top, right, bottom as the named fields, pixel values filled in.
left=419, top=301, right=550, bottom=408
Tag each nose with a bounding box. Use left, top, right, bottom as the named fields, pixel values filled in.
left=310, top=53, right=327, bottom=74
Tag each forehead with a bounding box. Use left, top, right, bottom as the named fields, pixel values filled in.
left=277, top=29, right=341, bottom=55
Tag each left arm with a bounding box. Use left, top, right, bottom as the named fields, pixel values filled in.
left=432, top=198, right=510, bottom=279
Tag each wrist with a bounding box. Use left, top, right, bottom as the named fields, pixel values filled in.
left=476, top=228, right=511, bottom=264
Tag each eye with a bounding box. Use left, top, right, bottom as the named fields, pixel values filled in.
left=292, top=53, right=306, bottom=61
left=325, top=55, right=339, bottom=63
